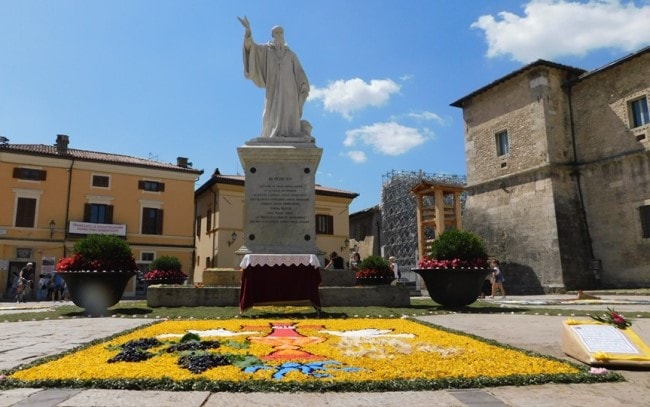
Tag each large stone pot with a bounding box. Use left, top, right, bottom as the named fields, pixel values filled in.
left=355, top=276, right=395, bottom=286
left=412, top=267, right=492, bottom=307
left=144, top=278, right=186, bottom=287
left=56, top=270, right=136, bottom=316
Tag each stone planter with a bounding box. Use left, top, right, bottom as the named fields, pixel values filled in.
left=412, top=267, right=492, bottom=307
left=355, top=276, right=395, bottom=286
left=144, top=278, right=186, bottom=286
left=56, top=270, right=136, bottom=316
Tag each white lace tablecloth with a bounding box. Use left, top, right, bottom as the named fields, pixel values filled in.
left=240, top=254, right=321, bottom=268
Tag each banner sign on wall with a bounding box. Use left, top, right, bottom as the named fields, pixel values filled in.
left=68, top=222, right=127, bottom=236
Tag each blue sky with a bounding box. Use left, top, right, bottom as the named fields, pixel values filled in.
left=2, top=0, right=650, bottom=213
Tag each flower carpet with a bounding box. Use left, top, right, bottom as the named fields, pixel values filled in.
left=6, top=318, right=620, bottom=392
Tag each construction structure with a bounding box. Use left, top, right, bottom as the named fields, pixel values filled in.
left=380, top=170, right=466, bottom=271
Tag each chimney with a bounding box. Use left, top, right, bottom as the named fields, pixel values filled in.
left=55, top=134, right=69, bottom=154
left=177, top=157, right=189, bottom=168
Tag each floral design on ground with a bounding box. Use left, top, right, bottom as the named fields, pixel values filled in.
left=7, top=318, right=616, bottom=392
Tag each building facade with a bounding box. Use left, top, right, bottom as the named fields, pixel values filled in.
left=0, top=135, right=202, bottom=299
left=452, top=47, right=650, bottom=293
left=194, top=171, right=358, bottom=281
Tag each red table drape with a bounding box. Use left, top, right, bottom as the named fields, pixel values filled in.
left=239, top=264, right=322, bottom=311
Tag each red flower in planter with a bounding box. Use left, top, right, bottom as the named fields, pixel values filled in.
left=417, top=256, right=488, bottom=269
left=144, top=269, right=188, bottom=281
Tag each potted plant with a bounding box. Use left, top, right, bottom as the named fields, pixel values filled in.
left=412, top=229, right=491, bottom=307
left=55, top=234, right=138, bottom=315
left=143, top=256, right=187, bottom=286
left=355, top=255, right=395, bottom=286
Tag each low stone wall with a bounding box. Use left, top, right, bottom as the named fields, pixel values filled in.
left=320, top=269, right=356, bottom=287
left=147, top=285, right=410, bottom=308
left=202, top=269, right=240, bottom=287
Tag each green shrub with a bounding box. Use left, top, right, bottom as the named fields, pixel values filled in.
left=149, top=256, right=183, bottom=271
left=430, top=229, right=487, bottom=261
left=56, top=234, right=137, bottom=271
left=358, top=255, right=391, bottom=272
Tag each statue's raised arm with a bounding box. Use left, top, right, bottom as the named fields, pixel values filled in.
left=237, top=16, right=252, bottom=49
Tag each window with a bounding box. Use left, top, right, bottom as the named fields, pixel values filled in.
left=141, top=252, right=155, bottom=262
left=495, top=130, right=509, bottom=156
left=630, top=97, right=650, bottom=128
left=206, top=209, right=212, bottom=234
left=142, top=207, right=164, bottom=235
left=316, top=214, right=334, bottom=235
left=92, top=175, right=110, bottom=188
left=84, top=203, right=114, bottom=224
left=138, top=180, right=165, bottom=192
left=196, top=216, right=201, bottom=236
left=640, top=205, right=650, bottom=239
left=15, top=197, right=37, bottom=227
left=13, top=167, right=46, bottom=181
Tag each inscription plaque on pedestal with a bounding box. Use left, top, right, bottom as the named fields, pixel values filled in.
left=237, top=144, right=323, bottom=255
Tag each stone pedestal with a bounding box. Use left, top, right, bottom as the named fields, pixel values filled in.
left=237, top=141, right=323, bottom=255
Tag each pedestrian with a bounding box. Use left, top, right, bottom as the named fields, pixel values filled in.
left=490, top=259, right=506, bottom=299
left=37, top=273, right=50, bottom=301
left=349, top=252, right=362, bottom=272
left=324, top=252, right=345, bottom=269
left=389, top=256, right=400, bottom=279
left=17, top=262, right=35, bottom=302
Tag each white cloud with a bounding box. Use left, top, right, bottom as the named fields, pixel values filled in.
left=346, top=150, right=367, bottom=163
left=309, top=78, right=400, bottom=119
left=407, top=111, right=445, bottom=124
left=344, top=122, right=428, bottom=156
left=471, top=0, right=650, bottom=63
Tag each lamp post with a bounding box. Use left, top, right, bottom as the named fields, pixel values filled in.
left=228, top=231, right=238, bottom=246
left=49, top=220, right=56, bottom=238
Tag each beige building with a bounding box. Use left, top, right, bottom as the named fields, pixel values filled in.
left=0, top=135, right=202, bottom=299
left=452, top=47, right=650, bottom=293
left=194, top=171, right=358, bottom=282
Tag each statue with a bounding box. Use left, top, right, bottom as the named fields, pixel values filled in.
left=238, top=16, right=311, bottom=139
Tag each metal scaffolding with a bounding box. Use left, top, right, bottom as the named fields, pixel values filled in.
left=380, top=170, right=466, bottom=271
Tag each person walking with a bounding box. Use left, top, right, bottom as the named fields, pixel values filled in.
left=490, top=259, right=506, bottom=299
left=389, top=256, right=400, bottom=279
left=17, top=262, right=35, bottom=302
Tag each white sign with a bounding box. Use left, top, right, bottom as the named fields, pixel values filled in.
left=571, top=325, right=639, bottom=354
left=69, top=221, right=127, bottom=236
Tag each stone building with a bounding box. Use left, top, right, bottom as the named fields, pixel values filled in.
left=451, top=47, right=649, bottom=293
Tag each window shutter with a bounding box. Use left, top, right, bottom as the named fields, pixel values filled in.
left=83, top=204, right=91, bottom=222
left=16, top=198, right=37, bottom=227
left=38, top=170, right=47, bottom=181
left=106, top=205, right=114, bottom=223
left=138, top=180, right=145, bottom=190
left=12, top=168, right=21, bottom=178
left=159, top=182, right=165, bottom=192
left=156, top=209, right=164, bottom=234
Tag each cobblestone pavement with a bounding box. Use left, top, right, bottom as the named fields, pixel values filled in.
left=1, top=295, right=649, bottom=406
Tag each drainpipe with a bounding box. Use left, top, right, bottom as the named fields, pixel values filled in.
left=211, top=188, right=217, bottom=267
left=63, top=157, right=75, bottom=257
left=566, top=80, right=599, bottom=283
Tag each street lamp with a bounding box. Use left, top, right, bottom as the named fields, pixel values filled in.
left=49, top=220, right=56, bottom=238
left=228, top=231, right=238, bottom=246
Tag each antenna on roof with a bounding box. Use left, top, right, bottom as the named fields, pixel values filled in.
left=148, top=152, right=159, bottom=161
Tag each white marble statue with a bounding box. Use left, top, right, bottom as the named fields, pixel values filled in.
left=238, top=16, right=311, bottom=139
